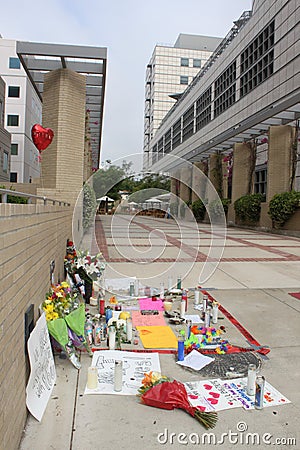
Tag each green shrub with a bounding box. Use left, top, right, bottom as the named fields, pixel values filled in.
left=268, top=191, right=300, bottom=228
left=191, top=199, right=206, bottom=221
left=234, top=193, right=264, bottom=224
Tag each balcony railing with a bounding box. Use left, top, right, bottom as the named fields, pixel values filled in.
left=0, top=188, right=70, bottom=206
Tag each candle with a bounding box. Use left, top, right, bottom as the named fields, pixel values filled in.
left=160, top=282, right=165, bottom=299
left=194, top=288, right=200, bottom=305
left=180, top=300, right=186, bottom=318
left=177, top=276, right=182, bottom=290
left=87, top=366, right=98, bottom=389
left=212, top=302, right=218, bottom=324
left=247, top=364, right=257, bottom=396
left=126, top=318, right=133, bottom=342
left=177, top=335, right=185, bottom=361
left=109, top=326, right=116, bottom=350
left=114, top=360, right=123, bottom=392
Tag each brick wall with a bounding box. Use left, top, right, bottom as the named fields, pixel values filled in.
left=0, top=203, right=72, bottom=450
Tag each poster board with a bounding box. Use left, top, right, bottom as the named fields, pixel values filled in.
left=85, top=350, right=161, bottom=395
left=26, top=313, right=56, bottom=421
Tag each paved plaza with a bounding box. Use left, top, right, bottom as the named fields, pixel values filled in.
left=20, top=216, right=300, bottom=449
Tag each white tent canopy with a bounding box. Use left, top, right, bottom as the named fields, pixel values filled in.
left=145, top=197, right=162, bottom=203
left=97, top=196, right=114, bottom=202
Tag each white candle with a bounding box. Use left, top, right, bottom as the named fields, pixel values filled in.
left=168, top=276, right=173, bottom=291
left=114, top=360, right=123, bottom=392
left=109, top=326, right=116, bottom=350
left=126, top=318, right=133, bottom=341
left=194, top=288, right=200, bottom=305
left=87, top=366, right=98, bottom=389
left=212, top=303, right=218, bottom=324
left=180, top=301, right=185, bottom=318
left=247, top=364, right=257, bottom=396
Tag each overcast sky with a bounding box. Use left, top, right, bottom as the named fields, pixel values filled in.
left=1, top=0, right=252, bottom=169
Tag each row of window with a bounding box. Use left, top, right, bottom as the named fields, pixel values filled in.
left=181, top=58, right=202, bottom=68
left=149, top=21, right=276, bottom=160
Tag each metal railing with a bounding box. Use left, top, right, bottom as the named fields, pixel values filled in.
left=0, top=188, right=70, bottom=206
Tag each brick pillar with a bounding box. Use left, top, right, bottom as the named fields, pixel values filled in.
left=267, top=125, right=295, bottom=201
left=208, top=153, right=223, bottom=200
left=231, top=142, right=253, bottom=203
left=192, top=161, right=207, bottom=202
left=40, top=68, right=86, bottom=204
left=179, top=166, right=192, bottom=203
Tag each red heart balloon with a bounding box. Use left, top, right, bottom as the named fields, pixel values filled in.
left=31, top=124, right=54, bottom=152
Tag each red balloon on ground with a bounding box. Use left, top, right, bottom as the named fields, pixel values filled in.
left=31, top=124, right=54, bottom=152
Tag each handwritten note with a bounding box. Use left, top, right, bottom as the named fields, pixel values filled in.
left=131, top=311, right=166, bottom=327
left=84, top=350, right=161, bottom=395
left=139, top=298, right=164, bottom=311
left=26, top=314, right=56, bottom=421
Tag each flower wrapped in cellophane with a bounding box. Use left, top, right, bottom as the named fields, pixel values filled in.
left=42, top=282, right=92, bottom=369
left=138, top=372, right=218, bottom=429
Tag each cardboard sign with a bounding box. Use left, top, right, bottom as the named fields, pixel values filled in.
left=26, top=314, right=56, bottom=421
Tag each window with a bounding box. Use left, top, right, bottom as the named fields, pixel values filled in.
left=240, top=20, right=275, bottom=97
left=196, top=86, right=212, bottom=131
left=7, top=115, right=19, bottom=126
left=181, top=58, right=189, bottom=67
left=254, top=167, right=267, bottom=196
left=8, top=86, right=20, bottom=98
left=10, top=172, right=17, bottom=182
left=214, top=61, right=236, bottom=117
left=9, top=57, right=20, bottom=69
left=193, top=59, right=201, bottom=68
left=11, top=143, right=18, bottom=155
left=180, top=75, right=189, bottom=85
left=182, top=105, right=195, bottom=142
left=3, top=152, right=8, bottom=173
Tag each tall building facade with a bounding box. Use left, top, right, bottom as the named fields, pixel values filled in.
left=0, top=76, right=11, bottom=182
left=0, top=37, right=42, bottom=183
left=143, top=34, right=222, bottom=167
left=147, top=0, right=300, bottom=195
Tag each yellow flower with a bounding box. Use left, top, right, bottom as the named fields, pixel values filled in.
left=45, top=304, right=54, bottom=313
left=52, top=312, right=59, bottom=320
left=45, top=312, right=53, bottom=321
left=56, top=292, right=63, bottom=298
left=60, top=281, right=69, bottom=288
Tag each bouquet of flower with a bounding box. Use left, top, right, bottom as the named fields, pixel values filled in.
left=138, top=372, right=218, bottom=429
left=42, top=282, right=92, bottom=369
left=76, top=249, right=105, bottom=282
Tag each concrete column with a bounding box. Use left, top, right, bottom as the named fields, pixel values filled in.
left=170, top=176, right=177, bottom=196
left=179, top=166, right=192, bottom=203
left=208, top=153, right=223, bottom=200
left=40, top=68, right=86, bottom=204
left=191, top=161, right=207, bottom=203
left=267, top=125, right=295, bottom=201
left=222, top=159, right=229, bottom=199
left=231, top=142, right=253, bottom=203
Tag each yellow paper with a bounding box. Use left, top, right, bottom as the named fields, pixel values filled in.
left=136, top=326, right=178, bottom=349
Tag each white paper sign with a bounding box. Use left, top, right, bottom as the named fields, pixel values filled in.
left=185, top=377, right=291, bottom=412
left=177, top=349, right=214, bottom=371
left=26, top=314, right=56, bottom=421
left=84, top=350, right=161, bottom=395
left=185, top=378, right=243, bottom=412
left=223, top=378, right=291, bottom=410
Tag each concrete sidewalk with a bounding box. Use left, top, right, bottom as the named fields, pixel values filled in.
left=20, top=217, right=300, bottom=449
